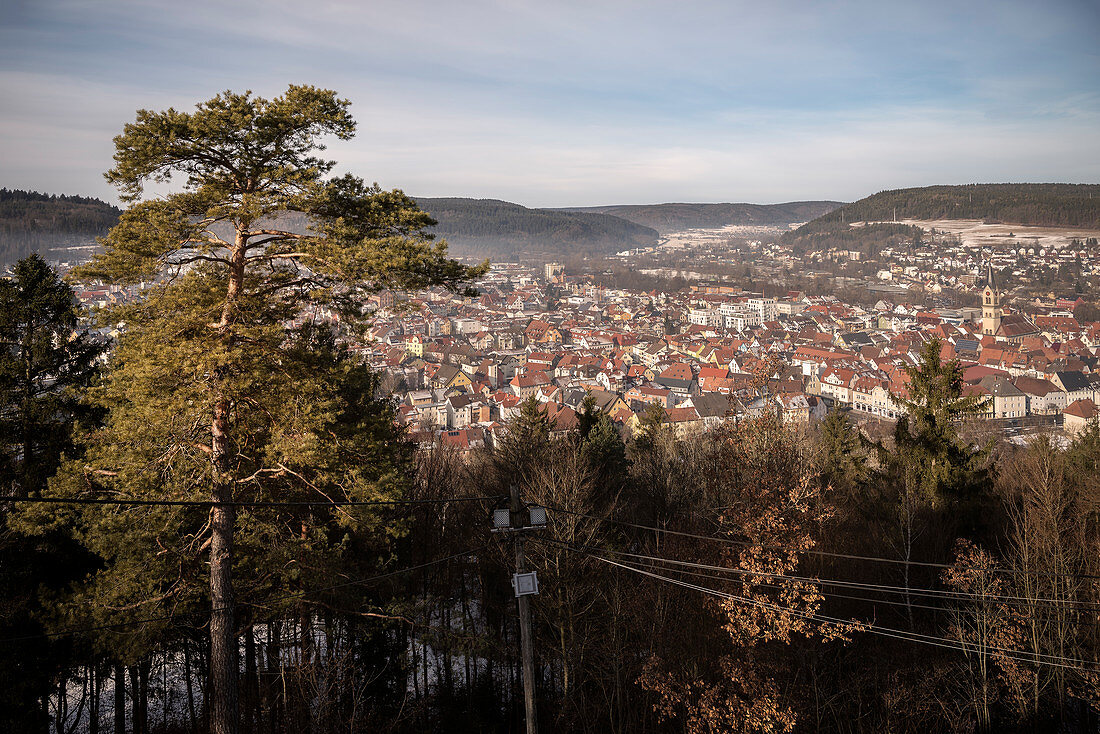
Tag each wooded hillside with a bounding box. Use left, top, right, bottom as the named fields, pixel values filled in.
left=0, top=189, right=121, bottom=266
left=416, top=197, right=660, bottom=259
left=790, top=184, right=1100, bottom=237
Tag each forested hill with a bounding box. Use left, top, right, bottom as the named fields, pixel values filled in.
left=0, top=191, right=659, bottom=266
left=562, top=201, right=844, bottom=234
left=415, top=197, right=659, bottom=259
left=789, top=184, right=1100, bottom=238
left=0, top=189, right=121, bottom=266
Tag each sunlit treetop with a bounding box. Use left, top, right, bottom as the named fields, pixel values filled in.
left=79, top=84, right=486, bottom=300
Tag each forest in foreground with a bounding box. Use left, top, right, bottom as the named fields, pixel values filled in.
left=2, top=258, right=1099, bottom=733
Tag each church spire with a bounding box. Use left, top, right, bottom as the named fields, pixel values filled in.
left=982, top=261, right=1002, bottom=337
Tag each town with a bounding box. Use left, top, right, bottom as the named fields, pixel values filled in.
left=70, top=248, right=1085, bottom=453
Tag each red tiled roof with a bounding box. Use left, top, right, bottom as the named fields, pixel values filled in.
left=1065, top=399, right=1098, bottom=419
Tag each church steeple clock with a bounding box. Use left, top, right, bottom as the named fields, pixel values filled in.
left=981, top=263, right=1002, bottom=337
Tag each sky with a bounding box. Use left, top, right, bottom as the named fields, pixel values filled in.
left=1, top=0, right=1098, bottom=207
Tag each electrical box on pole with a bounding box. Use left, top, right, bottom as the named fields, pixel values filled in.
left=512, top=571, right=539, bottom=597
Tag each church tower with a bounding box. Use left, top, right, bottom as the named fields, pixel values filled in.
left=981, top=262, right=1002, bottom=337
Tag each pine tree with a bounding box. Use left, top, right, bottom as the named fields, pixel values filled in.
left=491, top=395, right=551, bottom=491
left=577, top=391, right=600, bottom=440
left=581, top=412, right=628, bottom=501
left=882, top=337, right=991, bottom=624
left=28, top=85, right=484, bottom=734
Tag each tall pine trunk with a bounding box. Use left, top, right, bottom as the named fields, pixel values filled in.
left=210, top=438, right=238, bottom=734
left=209, top=235, right=246, bottom=734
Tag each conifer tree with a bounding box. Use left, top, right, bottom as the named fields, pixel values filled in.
left=34, top=85, right=484, bottom=734
left=0, top=254, right=102, bottom=732
left=581, top=412, right=628, bottom=499
left=633, top=400, right=668, bottom=444
left=817, top=408, right=868, bottom=496
left=883, top=337, right=990, bottom=623
left=0, top=254, right=103, bottom=495
left=491, top=395, right=551, bottom=491
left=577, top=392, right=600, bottom=440
left=889, top=337, right=988, bottom=506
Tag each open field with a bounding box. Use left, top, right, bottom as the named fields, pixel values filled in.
left=657, top=224, right=787, bottom=250
left=856, top=218, right=1100, bottom=252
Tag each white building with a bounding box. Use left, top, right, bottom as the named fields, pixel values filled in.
left=746, top=297, right=777, bottom=322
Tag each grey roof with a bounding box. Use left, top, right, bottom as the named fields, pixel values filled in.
left=655, top=376, right=694, bottom=391
left=979, top=375, right=1025, bottom=397
left=693, top=392, right=734, bottom=419
left=1055, top=371, right=1091, bottom=392
left=838, top=332, right=874, bottom=348
left=448, top=394, right=477, bottom=409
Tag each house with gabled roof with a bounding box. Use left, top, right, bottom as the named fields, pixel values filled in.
left=542, top=402, right=580, bottom=436
left=431, top=364, right=474, bottom=392
left=689, top=392, right=737, bottom=429
left=624, top=384, right=674, bottom=411
left=772, top=393, right=825, bottom=424
left=818, top=367, right=857, bottom=405
left=975, top=376, right=1027, bottom=419
left=1064, top=399, right=1099, bottom=436
left=439, top=427, right=488, bottom=453
left=525, top=319, right=563, bottom=345
left=1013, top=376, right=1066, bottom=415
left=851, top=376, right=894, bottom=418
left=1052, top=371, right=1094, bottom=405
left=587, top=388, right=630, bottom=417
left=510, top=371, right=552, bottom=399
left=647, top=406, right=702, bottom=438
left=655, top=362, right=697, bottom=397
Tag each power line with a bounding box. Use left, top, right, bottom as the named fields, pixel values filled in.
left=572, top=543, right=1092, bottom=619
left=581, top=548, right=1100, bottom=673
left=576, top=548, right=952, bottom=616
left=601, top=552, right=980, bottom=617
left=2, top=545, right=486, bottom=643
left=528, top=534, right=950, bottom=616
left=1, top=495, right=503, bottom=508
left=533, top=537, right=1100, bottom=614
left=544, top=504, right=1100, bottom=581
left=597, top=550, right=1100, bottom=672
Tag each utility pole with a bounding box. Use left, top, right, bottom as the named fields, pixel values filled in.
left=513, top=483, right=538, bottom=734
left=493, top=486, right=545, bottom=734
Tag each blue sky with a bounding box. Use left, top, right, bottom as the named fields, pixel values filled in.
left=1, top=0, right=1098, bottom=206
